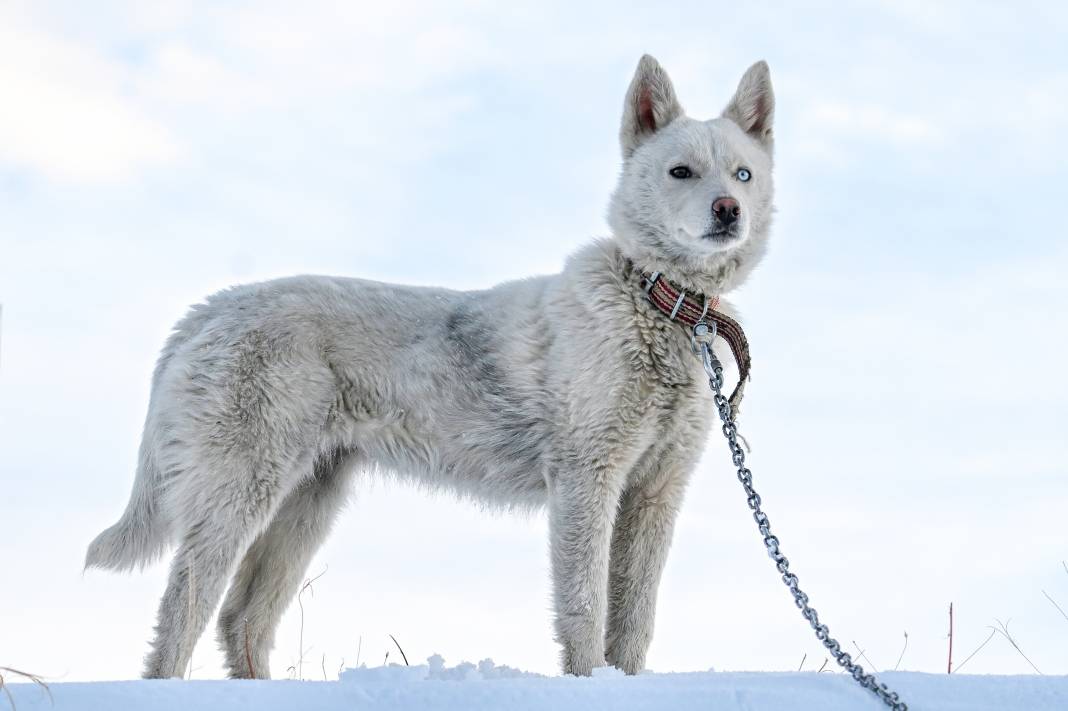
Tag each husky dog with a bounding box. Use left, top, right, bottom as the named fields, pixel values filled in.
left=85, top=55, right=775, bottom=679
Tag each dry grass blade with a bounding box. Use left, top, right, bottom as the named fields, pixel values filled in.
left=947, top=602, right=954, bottom=674
left=894, top=631, right=908, bottom=671
left=797, top=653, right=806, bottom=672
left=295, top=567, right=329, bottom=679
left=186, top=556, right=196, bottom=680
left=991, top=619, right=1042, bottom=675
left=952, top=629, right=995, bottom=674
left=244, top=617, right=256, bottom=680
left=388, top=635, right=410, bottom=666
left=0, top=667, right=53, bottom=711
left=851, top=641, right=877, bottom=671
left=0, top=671, right=10, bottom=711
left=817, top=658, right=829, bottom=673
left=1043, top=591, right=1068, bottom=624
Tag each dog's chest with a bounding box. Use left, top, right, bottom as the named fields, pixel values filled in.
left=632, top=330, right=715, bottom=438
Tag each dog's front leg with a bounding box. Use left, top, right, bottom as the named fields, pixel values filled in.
left=548, top=463, right=627, bottom=676
left=605, top=451, right=693, bottom=674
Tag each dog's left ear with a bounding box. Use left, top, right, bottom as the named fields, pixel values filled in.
left=722, top=61, right=775, bottom=150
left=620, top=55, right=684, bottom=158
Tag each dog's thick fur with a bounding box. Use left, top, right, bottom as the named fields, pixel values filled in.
left=85, top=55, right=775, bottom=679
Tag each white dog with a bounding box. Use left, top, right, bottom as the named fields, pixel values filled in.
left=85, top=54, right=775, bottom=679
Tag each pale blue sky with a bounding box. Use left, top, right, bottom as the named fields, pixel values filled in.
left=1, top=0, right=1066, bottom=681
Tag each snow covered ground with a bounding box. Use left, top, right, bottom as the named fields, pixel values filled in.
left=4, top=656, right=1066, bottom=711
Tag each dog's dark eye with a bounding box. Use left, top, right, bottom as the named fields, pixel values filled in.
left=736, top=167, right=751, bottom=182
left=669, top=166, right=693, bottom=179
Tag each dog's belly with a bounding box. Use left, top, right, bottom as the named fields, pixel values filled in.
left=327, top=397, right=550, bottom=510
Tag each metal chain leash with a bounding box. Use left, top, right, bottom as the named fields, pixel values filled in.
left=691, top=320, right=908, bottom=711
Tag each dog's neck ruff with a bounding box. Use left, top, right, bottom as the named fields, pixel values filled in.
left=638, top=269, right=751, bottom=411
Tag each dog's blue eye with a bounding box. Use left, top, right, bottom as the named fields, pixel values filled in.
left=736, top=168, right=751, bottom=182
left=669, top=166, right=693, bottom=179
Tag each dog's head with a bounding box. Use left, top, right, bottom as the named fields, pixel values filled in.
left=609, top=55, right=775, bottom=294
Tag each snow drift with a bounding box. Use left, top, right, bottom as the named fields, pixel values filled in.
left=4, top=656, right=1066, bottom=710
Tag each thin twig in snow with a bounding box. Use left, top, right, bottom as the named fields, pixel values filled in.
left=817, top=658, right=829, bottom=673
left=797, top=653, right=807, bottom=672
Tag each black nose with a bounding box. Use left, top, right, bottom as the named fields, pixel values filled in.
left=712, top=197, right=741, bottom=226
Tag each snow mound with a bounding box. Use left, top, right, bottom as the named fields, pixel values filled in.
left=339, top=654, right=544, bottom=683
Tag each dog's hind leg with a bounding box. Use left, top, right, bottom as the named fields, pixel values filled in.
left=216, top=450, right=357, bottom=679
left=142, top=445, right=315, bottom=679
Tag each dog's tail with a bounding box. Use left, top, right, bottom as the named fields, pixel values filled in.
left=85, top=439, right=169, bottom=573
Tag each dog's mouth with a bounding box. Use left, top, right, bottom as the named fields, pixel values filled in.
left=700, top=229, right=742, bottom=244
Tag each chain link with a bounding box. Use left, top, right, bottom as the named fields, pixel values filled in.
left=692, top=321, right=908, bottom=711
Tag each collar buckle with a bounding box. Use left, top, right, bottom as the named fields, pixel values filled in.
left=640, top=271, right=661, bottom=296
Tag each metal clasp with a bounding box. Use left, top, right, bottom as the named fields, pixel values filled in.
left=690, top=320, right=717, bottom=357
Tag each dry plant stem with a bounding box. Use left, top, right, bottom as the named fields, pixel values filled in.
left=244, top=618, right=256, bottom=680
left=1042, top=591, right=1068, bottom=624
left=0, top=671, right=11, bottom=711
left=817, top=658, right=828, bottom=673
left=952, top=630, right=996, bottom=674
left=947, top=603, right=954, bottom=674
left=187, top=555, right=196, bottom=680
left=992, top=619, right=1042, bottom=674
left=295, top=567, right=329, bottom=680
left=894, top=632, right=908, bottom=671
left=851, top=642, right=877, bottom=671
left=356, top=637, right=362, bottom=668
left=797, top=653, right=807, bottom=672
left=0, top=667, right=52, bottom=711
left=388, top=635, right=410, bottom=667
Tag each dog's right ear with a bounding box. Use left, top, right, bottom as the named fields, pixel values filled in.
left=620, top=55, right=684, bottom=158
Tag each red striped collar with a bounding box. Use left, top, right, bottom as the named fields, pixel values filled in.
left=640, top=270, right=720, bottom=327
left=637, top=269, right=752, bottom=411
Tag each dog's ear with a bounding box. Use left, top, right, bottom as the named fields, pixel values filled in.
left=620, top=55, right=684, bottom=158
left=722, top=61, right=775, bottom=150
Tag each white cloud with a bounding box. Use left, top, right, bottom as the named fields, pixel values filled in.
left=0, top=14, right=179, bottom=183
